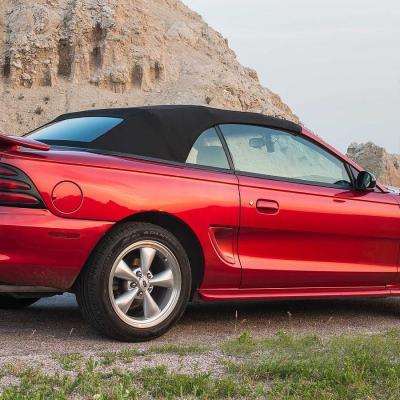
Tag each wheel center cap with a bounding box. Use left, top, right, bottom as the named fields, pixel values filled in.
left=139, top=278, right=149, bottom=291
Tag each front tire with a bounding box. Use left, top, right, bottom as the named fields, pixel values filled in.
left=0, top=295, right=39, bottom=309
left=76, top=222, right=191, bottom=341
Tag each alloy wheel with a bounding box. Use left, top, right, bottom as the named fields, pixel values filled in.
left=108, top=240, right=182, bottom=329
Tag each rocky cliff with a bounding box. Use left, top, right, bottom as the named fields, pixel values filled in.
left=347, top=142, right=400, bottom=186
left=0, top=0, right=299, bottom=135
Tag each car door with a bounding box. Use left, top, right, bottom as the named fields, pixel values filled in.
left=219, top=124, right=400, bottom=289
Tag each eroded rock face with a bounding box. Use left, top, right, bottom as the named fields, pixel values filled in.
left=347, top=142, right=400, bottom=186
left=0, top=0, right=299, bottom=135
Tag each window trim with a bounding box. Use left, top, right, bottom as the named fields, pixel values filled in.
left=217, top=123, right=355, bottom=190
left=234, top=170, right=354, bottom=190
left=215, top=125, right=235, bottom=170
left=345, top=163, right=357, bottom=186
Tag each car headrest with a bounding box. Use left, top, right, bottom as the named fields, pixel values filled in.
left=196, top=146, right=227, bottom=169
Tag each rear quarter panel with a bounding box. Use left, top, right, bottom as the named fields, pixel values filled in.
left=0, top=150, right=241, bottom=289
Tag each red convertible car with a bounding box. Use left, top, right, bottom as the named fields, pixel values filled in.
left=0, top=105, right=398, bottom=341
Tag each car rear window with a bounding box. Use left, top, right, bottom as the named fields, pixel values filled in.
left=28, top=117, right=123, bottom=146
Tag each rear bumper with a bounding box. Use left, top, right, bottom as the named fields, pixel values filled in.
left=0, top=207, right=113, bottom=290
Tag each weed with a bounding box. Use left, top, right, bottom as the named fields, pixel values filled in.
left=148, top=344, right=207, bottom=356
left=53, top=353, right=84, bottom=371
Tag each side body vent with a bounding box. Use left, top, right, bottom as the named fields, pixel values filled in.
left=0, top=163, right=46, bottom=208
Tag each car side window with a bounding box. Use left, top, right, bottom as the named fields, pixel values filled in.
left=220, top=124, right=352, bottom=188
left=186, top=128, right=230, bottom=170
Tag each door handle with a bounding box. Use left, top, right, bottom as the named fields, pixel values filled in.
left=256, top=199, right=279, bottom=214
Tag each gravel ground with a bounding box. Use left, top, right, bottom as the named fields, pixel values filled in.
left=1, top=294, right=400, bottom=365
left=0, top=294, right=400, bottom=386
left=1, top=293, right=400, bottom=397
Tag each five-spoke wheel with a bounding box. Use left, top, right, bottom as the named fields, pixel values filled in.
left=76, top=222, right=191, bottom=341
left=109, top=240, right=181, bottom=328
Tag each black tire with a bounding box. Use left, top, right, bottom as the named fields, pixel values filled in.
left=76, top=222, right=192, bottom=341
left=0, top=295, right=39, bottom=309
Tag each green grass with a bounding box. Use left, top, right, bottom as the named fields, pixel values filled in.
left=139, top=365, right=258, bottom=399
left=53, top=353, right=84, bottom=371
left=5, top=331, right=400, bottom=399
left=0, top=367, right=71, bottom=400
left=97, top=344, right=207, bottom=366
left=225, top=330, right=400, bottom=399
left=224, top=329, right=323, bottom=358
left=98, top=349, right=143, bottom=366
left=0, top=360, right=254, bottom=400
left=222, top=330, right=258, bottom=356
left=147, top=343, right=207, bottom=356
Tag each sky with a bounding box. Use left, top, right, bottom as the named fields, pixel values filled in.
left=183, top=0, right=400, bottom=153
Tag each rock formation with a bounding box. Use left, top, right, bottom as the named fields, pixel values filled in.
left=0, top=0, right=299, bottom=135
left=347, top=142, right=400, bottom=186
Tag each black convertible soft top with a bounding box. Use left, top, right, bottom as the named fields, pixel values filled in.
left=54, top=105, right=302, bottom=163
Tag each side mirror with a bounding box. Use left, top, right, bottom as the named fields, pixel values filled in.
left=355, top=171, right=376, bottom=191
